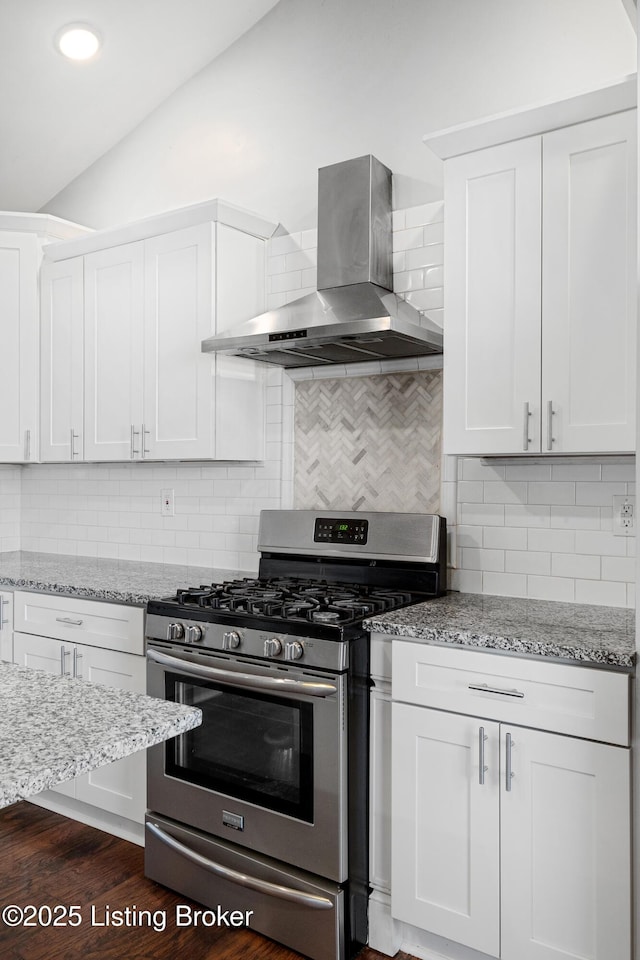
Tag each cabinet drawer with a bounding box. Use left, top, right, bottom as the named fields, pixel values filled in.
left=13, top=591, right=144, bottom=655
left=392, top=641, right=630, bottom=746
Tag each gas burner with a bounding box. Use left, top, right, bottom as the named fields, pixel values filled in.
left=311, top=610, right=343, bottom=623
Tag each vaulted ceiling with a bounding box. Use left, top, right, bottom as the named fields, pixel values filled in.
left=0, top=0, right=279, bottom=212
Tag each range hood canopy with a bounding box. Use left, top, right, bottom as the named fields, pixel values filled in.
left=201, top=155, right=443, bottom=368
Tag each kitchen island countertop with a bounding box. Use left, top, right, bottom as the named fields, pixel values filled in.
left=0, top=550, right=255, bottom=605
left=0, top=661, right=202, bottom=808
left=364, top=591, right=635, bottom=669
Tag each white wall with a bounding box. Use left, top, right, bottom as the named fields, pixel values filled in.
left=41, top=0, right=635, bottom=231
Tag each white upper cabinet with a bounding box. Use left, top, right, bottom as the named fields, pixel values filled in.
left=541, top=112, right=636, bottom=453
left=84, top=242, right=145, bottom=461
left=0, top=214, right=90, bottom=465
left=40, top=257, right=85, bottom=462
left=438, top=103, right=636, bottom=456
left=0, top=233, right=39, bottom=462
left=444, top=138, right=542, bottom=455
left=42, top=200, right=274, bottom=462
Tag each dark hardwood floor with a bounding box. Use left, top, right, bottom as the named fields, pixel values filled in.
left=0, top=803, right=407, bottom=960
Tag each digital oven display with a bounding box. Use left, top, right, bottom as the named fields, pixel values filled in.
left=314, top=517, right=369, bottom=545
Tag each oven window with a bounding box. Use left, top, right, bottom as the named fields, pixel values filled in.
left=164, top=672, right=314, bottom=822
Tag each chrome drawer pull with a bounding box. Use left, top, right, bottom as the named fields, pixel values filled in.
left=56, top=617, right=84, bottom=626
left=478, top=726, right=488, bottom=785
left=546, top=400, right=555, bottom=450
left=468, top=682, right=525, bottom=699
left=146, top=822, right=334, bottom=910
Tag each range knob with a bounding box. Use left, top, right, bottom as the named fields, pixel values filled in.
left=167, top=622, right=185, bottom=641
left=284, top=640, right=304, bottom=662
left=185, top=624, right=203, bottom=644
left=223, top=630, right=241, bottom=651
left=264, top=637, right=283, bottom=657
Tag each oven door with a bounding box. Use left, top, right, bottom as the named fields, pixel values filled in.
left=146, top=642, right=348, bottom=882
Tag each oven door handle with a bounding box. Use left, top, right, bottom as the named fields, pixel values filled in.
left=146, top=647, right=338, bottom=698
left=146, top=822, right=334, bottom=910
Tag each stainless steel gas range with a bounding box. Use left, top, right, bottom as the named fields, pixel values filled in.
left=144, top=509, right=446, bottom=960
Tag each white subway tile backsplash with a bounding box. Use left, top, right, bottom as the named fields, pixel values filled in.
left=528, top=481, right=575, bottom=505
left=460, top=548, right=505, bottom=572
left=527, top=528, right=575, bottom=553
left=601, top=556, right=636, bottom=582
left=527, top=575, right=575, bottom=602
left=550, top=505, right=601, bottom=530
left=482, top=571, right=528, bottom=598
left=575, top=481, right=626, bottom=506
left=459, top=502, right=505, bottom=527
left=404, top=201, right=444, bottom=228
left=551, top=553, right=600, bottom=580
left=454, top=456, right=635, bottom=608
left=393, top=227, right=425, bottom=252
left=483, top=481, right=528, bottom=504
left=574, top=529, right=627, bottom=557
left=504, top=504, right=550, bottom=528
left=483, top=526, right=528, bottom=550
left=505, top=550, right=550, bottom=575
left=574, top=579, right=627, bottom=606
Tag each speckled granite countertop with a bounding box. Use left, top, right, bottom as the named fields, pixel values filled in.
left=364, top=592, right=635, bottom=669
left=0, top=551, right=255, bottom=605
left=0, top=661, right=202, bottom=808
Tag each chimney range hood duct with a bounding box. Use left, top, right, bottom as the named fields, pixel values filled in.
left=201, top=155, right=443, bottom=368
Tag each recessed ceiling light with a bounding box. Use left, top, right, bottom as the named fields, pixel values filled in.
left=56, top=24, right=101, bottom=61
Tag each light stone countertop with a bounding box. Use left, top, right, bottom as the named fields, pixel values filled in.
left=364, top=591, right=635, bottom=669
left=0, top=661, right=202, bottom=808
left=0, top=551, right=256, bottom=605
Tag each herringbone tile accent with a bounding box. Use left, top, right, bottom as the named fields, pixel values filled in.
left=294, top=371, right=442, bottom=512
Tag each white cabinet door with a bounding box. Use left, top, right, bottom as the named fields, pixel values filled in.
left=40, top=257, right=84, bottom=461
left=444, top=138, right=542, bottom=455
left=74, top=646, right=147, bottom=822
left=541, top=111, right=636, bottom=453
left=143, top=223, right=215, bottom=459
left=0, top=233, right=39, bottom=462
left=0, top=592, right=13, bottom=662
left=84, top=242, right=144, bottom=461
left=501, top=726, right=631, bottom=960
left=391, top=703, right=500, bottom=956
left=13, top=631, right=75, bottom=796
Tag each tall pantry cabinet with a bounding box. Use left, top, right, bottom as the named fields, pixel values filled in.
left=40, top=200, right=276, bottom=462
left=426, top=82, right=637, bottom=455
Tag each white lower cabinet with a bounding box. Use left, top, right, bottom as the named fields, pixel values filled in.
left=0, top=591, right=13, bottom=662
left=388, top=640, right=631, bottom=960
left=12, top=592, right=147, bottom=832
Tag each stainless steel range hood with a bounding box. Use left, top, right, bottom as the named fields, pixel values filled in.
left=201, top=155, right=443, bottom=367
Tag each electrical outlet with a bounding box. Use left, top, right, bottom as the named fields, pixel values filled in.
left=161, top=489, right=175, bottom=517
left=613, top=495, right=635, bottom=537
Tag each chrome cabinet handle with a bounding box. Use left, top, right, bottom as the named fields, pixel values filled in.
left=546, top=400, right=554, bottom=450
left=130, top=424, right=140, bottom=459
left=56, top=617, right=83, bottom=626
left=468, top=682, right=524, bottom=699
left=505, top=732, right=515, bottom=791
left=146, top=822, right=334, bottom=910
left=70, top=428, right=79, bottom=459
left=73, top=647, right=83, bottom=678
left=141, top=423, right=150, bottom=458
left=478, top=726, right=488, bottom=785
left=147, top=647, right=338, bottom=699
left=60, top=646, right=71, bottom=676
left=24, top=429, right=31, bottom=461
left=523, top=402, right=531, bottom=450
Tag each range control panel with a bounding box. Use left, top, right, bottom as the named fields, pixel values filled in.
left=314, top=517, right=369, bottom=545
